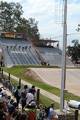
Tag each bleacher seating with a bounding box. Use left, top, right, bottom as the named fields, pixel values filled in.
left=37, top=47, right=73, bottom=66
left=0, top=38, right=41, bottom=66
left=3, top=47, right=14, bottom=66
left=37, top=47, right=62, bottom=66
left=6, top=48, right=41, bottom=66
left=0, top=38, right=73, bottom=67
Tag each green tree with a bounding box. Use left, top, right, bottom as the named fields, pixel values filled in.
left=15, top=17, right=40, bottom=40
left=28, top=18, right=40, bottom=40
left=67, top=40, right=80, bottom=64
left=0, top=1, right=23, bottom=32
left=0, top=1, right=40, bottom=41
left=15, top=18, right=29, bottom=33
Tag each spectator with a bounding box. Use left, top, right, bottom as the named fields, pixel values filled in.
left=20, top=85, right=28, bottom=110
left=0, top=99, right=6, bottom=120
left=14, top=86, right=21, bottom=107
left=0, top=60, right=3, bottom=67
left=21, top=92, right=26, bottom=110
left=37, top=104, right=46, bottom=120
left=29, top=85, right=36, bottom=96
left=2, top=92, right=8, bottom=112
left=6, top=105, right=15, bottom=120
left=20, top=113, right=27, bottom=120
left=26, top=91, right=35, bottom=107
left=0, top=88, right=2, bottom=95
left=48, top=103, right=58, bottom=120
left=22, top=85, right=29, bottom=95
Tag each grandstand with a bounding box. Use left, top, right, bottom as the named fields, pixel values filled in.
left=36, top=47, right=72, bottom=66
left=1, top=39, right=41, bottom=66
left=0, top=32, right=73, bottom=67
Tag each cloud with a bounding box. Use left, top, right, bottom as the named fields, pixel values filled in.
left=22, top=0, right=55, bottom=18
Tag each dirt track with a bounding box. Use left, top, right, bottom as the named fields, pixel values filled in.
left=30, top=68, right=80, bottom=96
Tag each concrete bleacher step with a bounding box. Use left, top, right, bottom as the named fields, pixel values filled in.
left=0, top=38, right=74, bottom=67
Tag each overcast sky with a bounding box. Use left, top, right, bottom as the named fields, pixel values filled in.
left=2, top=0, right=80, bottom=47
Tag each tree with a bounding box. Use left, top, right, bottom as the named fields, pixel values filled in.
left=15, top=17, right=40, bottom=40
left=15, top=18, right=29, bottom=33
left=28, top=18, right=40, bottom=40
left=67, top=40, right=80, bottom=64
left=72, top=39, right=79, bottom=46
left=0, top=1, right=23, bottom=32
left=76, top=24, right=80, bottom=32
left=0, top=1, right=40, bottom=41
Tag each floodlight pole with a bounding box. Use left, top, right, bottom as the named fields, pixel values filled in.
left=60, top=0, right=67, bottom=112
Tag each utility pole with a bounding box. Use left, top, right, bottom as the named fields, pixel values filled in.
left=60, top=0, right=67, bottom=112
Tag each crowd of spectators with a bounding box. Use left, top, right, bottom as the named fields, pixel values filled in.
left=0, top=75, right=58, bottom=120
left=0, top=83, right=58, bottom=120
left=14, top=85, right=36, bottom=110
left=0, top=85, right=29, bottom=120
left=0, top=85, right=35, bottom=119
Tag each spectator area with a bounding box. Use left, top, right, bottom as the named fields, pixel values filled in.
left=0, top=38, right=41, bottom=66
left=0, top=38, right=73, bottom=67
left=37, top=47, right=73, bottom=66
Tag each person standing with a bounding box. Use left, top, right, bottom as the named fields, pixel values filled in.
left=14, top=86, right=21, bottom=107
left=29, top=85, right=36, bottom=96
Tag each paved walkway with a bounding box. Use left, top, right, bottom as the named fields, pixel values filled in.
left=3, top=71, right=60, bottom=104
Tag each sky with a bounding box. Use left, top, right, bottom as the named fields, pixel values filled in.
left=2, top=0, right=80, bottom=47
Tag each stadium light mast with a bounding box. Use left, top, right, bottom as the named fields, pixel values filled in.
left=60, top=0, right=67, bottom=111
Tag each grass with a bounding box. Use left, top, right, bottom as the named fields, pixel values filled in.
left=3, top=66, right=60, bottom=95
left=39, top=94, right=59, bottom=109
left=11, top=79, right=19, bottom=87
left=3, top=66, right=80, bottom=101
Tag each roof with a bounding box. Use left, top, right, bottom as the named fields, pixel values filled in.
left=39, top=39, right=59, bottom=43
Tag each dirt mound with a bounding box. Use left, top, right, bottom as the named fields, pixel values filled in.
left=25, top=69, right=42, bottom=81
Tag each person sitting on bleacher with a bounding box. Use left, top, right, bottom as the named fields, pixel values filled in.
left=26, top=91, right=36, bottom=108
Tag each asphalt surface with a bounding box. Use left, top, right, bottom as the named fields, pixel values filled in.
left=31, top=68, right=80, bottom=96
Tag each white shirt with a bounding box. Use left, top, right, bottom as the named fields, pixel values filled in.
left=26, top=93, right=34, bottom=105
